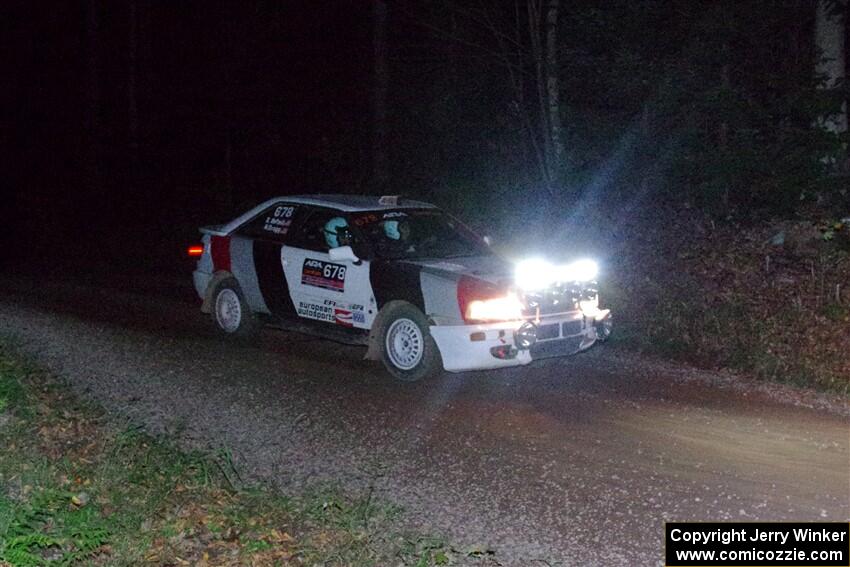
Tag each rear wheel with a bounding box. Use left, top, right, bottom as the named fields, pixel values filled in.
left=378, top=303, right=442, bottom=382
left=212, top=279, right=259, bottom=338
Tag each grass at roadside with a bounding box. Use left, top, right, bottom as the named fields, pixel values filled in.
left=0, top=342, right=494, bottom=566
left=606, top=254, right=850, bottom=395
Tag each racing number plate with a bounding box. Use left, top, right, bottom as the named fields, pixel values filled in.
left=301, top=259, right=346, bottom=292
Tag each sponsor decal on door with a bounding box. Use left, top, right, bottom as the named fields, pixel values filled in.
left=334, top=308, right=353, bottom=327
left=297, top=300, right=366, bottom=327
left=297, top=301, right=335, bottom=322
left=301, top=259, right=346, bottom=292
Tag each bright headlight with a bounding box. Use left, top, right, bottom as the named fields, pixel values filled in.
left=515, top=258, right=556, bottom=291
left=466, top=293, right=524, bottom=321
left=556, top=259, right=598, bottom=282
left=579, top=296, right=600, bottom=317
left=516, top=258, right=599, bottom=290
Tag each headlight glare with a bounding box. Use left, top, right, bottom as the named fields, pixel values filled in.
left=579, top=296, right=600, bottom=317
left=557, top=259, right=598, bottom=282
left=514, top=258, right=555, bottom=291
left=516, top=258, right=599, bottom=290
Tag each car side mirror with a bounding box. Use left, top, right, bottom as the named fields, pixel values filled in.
left=328, top=245, right=360, bottom=263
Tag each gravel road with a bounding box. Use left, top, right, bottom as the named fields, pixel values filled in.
left=1, top=275, right=848, bottom=566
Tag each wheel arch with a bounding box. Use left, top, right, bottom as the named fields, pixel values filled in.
left=365, top=299, right=436, bottom=361
left=200, top=270, right=236, bottom=313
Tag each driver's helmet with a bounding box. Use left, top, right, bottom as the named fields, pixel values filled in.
left=323, top=217, right=351, bottom=248
left=383, top=220, right=401, bottom=240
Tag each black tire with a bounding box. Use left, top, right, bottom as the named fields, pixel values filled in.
left=211, top=278, right=260, bottom=338
left=377, top=303, right=443, bottom=382
left=595, top=314, right=612, bottom=342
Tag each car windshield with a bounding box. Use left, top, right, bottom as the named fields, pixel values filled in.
left=351, top=209, right=489, bottom=260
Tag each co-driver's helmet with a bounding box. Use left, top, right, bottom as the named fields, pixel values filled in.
left=323, top=217, right=351, bottom=248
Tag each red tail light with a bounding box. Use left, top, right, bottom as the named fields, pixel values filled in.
left=187, top=244, right=204, bottom=257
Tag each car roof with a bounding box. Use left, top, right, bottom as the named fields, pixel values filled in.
left=285, top=194, right=436, bottom=212
left=214, top=194, right=437, bottom=235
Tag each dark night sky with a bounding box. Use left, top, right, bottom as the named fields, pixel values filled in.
left=12, top=2, right=372, bottom=188
left=6, top=2, right=378, bottom=269
left=4, top=1, right=845, bottom=273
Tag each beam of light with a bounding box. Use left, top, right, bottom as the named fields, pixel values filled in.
left=514, top=258, right=556, bottom=290
left=555, top=259, right=598, bottom=282
left=515, top=258, right=598, bottom=289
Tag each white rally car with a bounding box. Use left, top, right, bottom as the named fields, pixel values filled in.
left=190, top=195, right=611, bottom=381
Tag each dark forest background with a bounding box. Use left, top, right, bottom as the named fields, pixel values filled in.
left=4, top=1, right=848, bottom=272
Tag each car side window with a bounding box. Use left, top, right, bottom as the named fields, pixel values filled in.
left=286, top=209, right=344, bottom=252
left=237, top=203, right=300, bottom=242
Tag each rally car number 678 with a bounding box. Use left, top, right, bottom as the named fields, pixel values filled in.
left=190, top=194, right=611, bottom=381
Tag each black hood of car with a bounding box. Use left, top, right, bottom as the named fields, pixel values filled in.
left=398, top=254, right=513, bottom=285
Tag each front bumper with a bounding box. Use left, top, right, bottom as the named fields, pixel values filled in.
left=429, top=309, right=611, bottom=373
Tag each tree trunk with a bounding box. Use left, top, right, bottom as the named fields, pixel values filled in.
left=719, top=61, right=730, bottom=208
left=545, top=0, right=563, bottom=181
left=528, top=0, right=552, bottom=191
left=373, top=0, right=389, bottom=190
left=84, top=0, right=101, bottom=196
left=223, top=131, right=234, bottom=214
left=492, top=1, right=548, bottom=191
left=128, top=0, right=139, bottom=177
left=448, top=10, right=458, bottom=86
left=815, top=0, right=847, bottom=134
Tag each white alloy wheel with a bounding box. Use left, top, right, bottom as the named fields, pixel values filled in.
left=385, top=317, right=424, bottom=370
left=215, top=288, right=243, bottom=333
left=375, top=302, right=442, bottom=381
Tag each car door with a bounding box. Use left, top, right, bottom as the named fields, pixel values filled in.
left=281, top=208, right=375, bottom=330
left=231, top=202, right=304, bottom=318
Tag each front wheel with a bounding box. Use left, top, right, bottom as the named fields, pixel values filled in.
left=595, top=314, right=612, bottom=342
left=378, top=303, right=442, bottom=382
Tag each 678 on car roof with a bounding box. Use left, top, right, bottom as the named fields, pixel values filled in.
left=189, top=195, right=612, bottom=381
